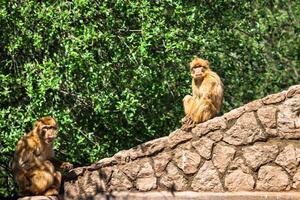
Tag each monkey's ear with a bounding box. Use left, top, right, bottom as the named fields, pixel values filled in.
left=34, top=120, right=43, bottom=133
left=34, top=120, right=40, bottom=128
left=189, top=60, right=195, bottom=70
left=190, top=56, right=198, bottom=69
left=204, top=60, right=209, bottom=67
left=189, top=61, right=193, bottom=69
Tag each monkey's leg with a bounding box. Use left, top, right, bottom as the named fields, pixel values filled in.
left=183, top=95, right=194, bottom=115
left=16, top=173, right=32, bottom=196
left=29, top=170, right=54, bottom=195
left=192, top=98, right=217, bottom=123
left=43, top=161, right=61, bottom=196
left=182, top=95, right=196, bottom=124
left=43, top=171, right=61, bottom=196
left=54, top=171, right=62, bottom=189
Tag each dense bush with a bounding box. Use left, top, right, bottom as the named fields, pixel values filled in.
left=0, top=0, right=299, bottom=197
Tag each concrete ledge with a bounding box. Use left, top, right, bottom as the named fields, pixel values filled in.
left=17, top=192, right=300, bottom=200
left=92, top=191, right=300, bottom=200
left=18, top=196, right=59, bottom=200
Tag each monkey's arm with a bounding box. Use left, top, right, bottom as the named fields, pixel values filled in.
left=49, top=157, right=73, bottom=170
left=16, top=137, right=42, bottom=169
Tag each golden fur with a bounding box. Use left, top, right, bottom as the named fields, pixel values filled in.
left=182, top=57, right=224, bottom=128
left=12, top=117, right=73, bottom=196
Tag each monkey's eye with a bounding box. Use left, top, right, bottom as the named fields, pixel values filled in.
left=50, top=126, right=58, bottom=130
left=42, top=127, right=50, bottom=131
left=42, top=126, right=57, bottom=131
left=193, top=66, right=203, bottom=71
left=199, top=66, right=206, bottom=71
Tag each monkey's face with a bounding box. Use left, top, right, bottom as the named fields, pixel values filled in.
left=34, top=117, right=58, bottom=144
left=191, top=66, right=207, bottom=79
left=40, top=125, right=58, bottom=144
left=190, top=58, right=210, bottom=80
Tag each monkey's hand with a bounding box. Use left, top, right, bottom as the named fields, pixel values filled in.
left=181, top=115, right=196, bottom=131
left=60, top=162, right=73, bottom=170
left=181, top=115, right=189, bottom=124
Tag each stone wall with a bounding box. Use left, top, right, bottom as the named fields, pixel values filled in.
left=64, top=85, right=300, bottom=200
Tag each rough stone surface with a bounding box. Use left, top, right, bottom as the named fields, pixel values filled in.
left=160, top=162, right=188, bottom=191
left=121, top=160, right=140, bottom=180
left=256, top=165, right=290, bottom=191
left=91, top=157, right=117, bottom=170
left=191, top=161, right=223, bottom=192
left=212, top=142, right=236, bottom=173
left=275, top=144, right=299, bottom=175
left=64, top=181, right=80, bottom=200
left=262, top=92, right=286, bottom=105
left=88, top=170, right=107, bottom=192
left=223, top=107, right=245, bottom=122
left=110, top=169, right=133, bottom=191
left=136, top=177, right=157, bottom=191
left=130, top=137, right=167, bottom=160
left=224, top=112, right=265, bottom=145
left=228, top=157, right=252, bottom=173
left=113, top=150, right=131, bottom=165
left=257, top=106, right=278, bottom=130
left=192, top=117, right=227, bottom=136
left=206, top=130, right=223, bottom=142
left=242, top=143, right=279, bottom=170
left=153, top=151, right=172, bottom=177
left=225, top=157, right=255, bottom=192
left=287, top=85, right=300, bottom=98
left=63, top=85, right=300, bottom=197
left=245, top=99, right=263, bottom=112
left=278, top=94, right=300, bottom=139
left=225, top=168, right=255, bottom=191
left=192, top=137, right=214, bottom=159
left=174, top=147, right=201, bottom=174
left=65, top=167, right=86, bottom=180
left=64, top=170, right=107, bottom=199
left=137, top=161, right=155, bottom=178
left=168, top=129, right=193, bottom=148
left=82, top=170, right=106, bottom=194
left=292, top=168, right=300, bottom=189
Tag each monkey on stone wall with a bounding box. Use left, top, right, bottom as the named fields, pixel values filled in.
left=182, top=57, right=224, bottom=129
left=12, top=117, right=73, bottom=196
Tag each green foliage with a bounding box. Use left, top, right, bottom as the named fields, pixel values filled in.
left=0, top=0, right=299, bottom=197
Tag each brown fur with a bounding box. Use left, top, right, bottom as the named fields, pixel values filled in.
left=182, top=57, right=224, bottom=128
left=12, top=117, right=73, bottom=196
